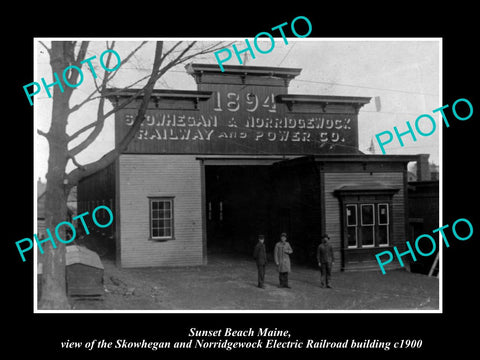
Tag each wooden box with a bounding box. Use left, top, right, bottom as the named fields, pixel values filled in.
left=66, top=245, right=104, bottom=298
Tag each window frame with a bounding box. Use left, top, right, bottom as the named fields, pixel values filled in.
left=377, top=203, right=390, bottom=247
left=148, top=196, right=175, bottom=241
left=345, top=204, right=358, bottom=248
left=360, top=204, right=375, bottom=248
left=342, top=201, right=392, bottom=249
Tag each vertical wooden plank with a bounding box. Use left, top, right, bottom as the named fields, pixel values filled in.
left=319, top=167, right=326, bottom=235
left=402, top=166, right=410, bottom=256
left=200, top=159, right=208, bottom=265
left=114, top=157, right=122, bottom=267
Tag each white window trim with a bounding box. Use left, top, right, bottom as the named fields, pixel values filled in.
left=347, top=226, right=358, bottom=248
left=377, top=203, right=389, bottom=225
left=346, top=204, right=358, bottom=248
left=360, top=204, right=375, bottom=247
left=149, top=197, right=174, bottom=240
left=360, top=204, right=375, bottom=226
left=346, top=204, right=358, bottom=226
left=378, top=203, right=390, bottom=246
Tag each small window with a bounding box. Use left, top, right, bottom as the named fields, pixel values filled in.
left=149, top=197, right=174, bottom=240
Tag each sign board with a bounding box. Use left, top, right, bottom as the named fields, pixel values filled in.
left=113, top=64, right=368, bottom=155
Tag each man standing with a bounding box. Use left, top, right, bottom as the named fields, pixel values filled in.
left=317, top=234, right=334, bottom=288
left=274, top=232, right=293, bottom=288
left=253, top=235, right=267, bottom=288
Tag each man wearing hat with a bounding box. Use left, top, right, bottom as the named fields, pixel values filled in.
left=253, top=234, right=267, bottom=288
left=317, top=234, right=334, bottom=288
left=274, top=232, right=293, bottom=288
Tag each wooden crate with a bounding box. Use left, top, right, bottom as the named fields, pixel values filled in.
left=66, top=245, right=104, bottom=298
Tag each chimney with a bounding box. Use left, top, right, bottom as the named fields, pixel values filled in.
left=416, top=154, right=431, bottom=181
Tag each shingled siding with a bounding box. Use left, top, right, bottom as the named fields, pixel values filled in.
left=323, top=172, right=406, bottom=272
left=118, top=154, right=203, bottom=267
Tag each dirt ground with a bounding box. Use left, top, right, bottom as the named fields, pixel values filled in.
left=69, top=252, right=439, bottom=311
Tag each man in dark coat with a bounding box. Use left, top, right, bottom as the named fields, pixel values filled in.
left=274, top=232, right=293, bottom=288
left=253, top=235, right=267, bottom=288
left=317, top=234, right=334, bottom=288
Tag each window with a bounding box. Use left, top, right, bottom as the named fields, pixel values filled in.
left=377, top=203, right=389, bottom=246
left=149, top=197, right=174, bottom=240
left=344, top=202, right=391, bottom=248
left=346, top=204, right=357, bottom=248
left=360, top=204, right=375, bottom=247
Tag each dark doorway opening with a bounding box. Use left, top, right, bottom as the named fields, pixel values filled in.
left=204, top=161, right=321, bottom=265
left=205, top=165, right=274, bottom=256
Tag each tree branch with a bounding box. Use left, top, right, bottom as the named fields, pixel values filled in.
left=68, top=153, right=85, bottom=171
left=37, top=129, right=49, bottom=138
left=68, top=53, right=111, bottom=157
left=39, top=41, right=51, bottom=55
left=66, top=40, right=230, bottom=187
left=62, top=41, right=90, bottom=96
left=68, top=41, right=148, bottom=114
left=66, top=41, right=165, bottom=187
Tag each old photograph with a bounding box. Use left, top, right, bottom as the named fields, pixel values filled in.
left=33, top=38, right=441, bottom=311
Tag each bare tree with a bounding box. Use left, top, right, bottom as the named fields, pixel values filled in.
left=37, top=40, right=227, bottom=309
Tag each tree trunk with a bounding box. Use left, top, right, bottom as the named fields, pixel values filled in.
left=39, top=176, right=69, bottom=309
left=38, top=42, right=73, bottom=310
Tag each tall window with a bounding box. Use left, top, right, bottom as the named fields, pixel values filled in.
left=345, top=202, right=390, bottom=248
left=377, top=203, right=389, bottom=246
left=149, top=197, right=174, bottom=240
left=360, top=204, right=375, bottom=247
left=346, top=204, right=358, bottom=248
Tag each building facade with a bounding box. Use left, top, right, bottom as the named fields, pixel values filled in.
left=78, top=63, right=418, bottom=272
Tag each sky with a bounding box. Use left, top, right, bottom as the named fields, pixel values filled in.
left=35, top=38, right=441, bottom=181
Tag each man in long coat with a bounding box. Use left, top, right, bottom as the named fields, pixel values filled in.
left=274, top=232, right=293, bottom=288
left=253, top=235, right=267, bottom=288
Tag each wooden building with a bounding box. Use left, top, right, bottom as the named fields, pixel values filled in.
left=78, top=63, right=418, bottom=272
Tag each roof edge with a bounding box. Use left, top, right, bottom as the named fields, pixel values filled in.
left=185, top=63, right=302, bottom=78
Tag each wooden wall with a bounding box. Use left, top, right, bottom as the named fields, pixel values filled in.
left=118, top=154, right=203, bottom=267
left=323, top=171, right=406, bottom=272
left=77, top=162, right=115, bottom=237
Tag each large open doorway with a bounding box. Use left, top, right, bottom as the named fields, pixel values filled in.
left=203, top=159, right=321, bottom=265
left=205, top=165, right=275, bottom=256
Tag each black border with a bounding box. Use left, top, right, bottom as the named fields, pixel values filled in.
left=6, top=6, right=479, bottom=356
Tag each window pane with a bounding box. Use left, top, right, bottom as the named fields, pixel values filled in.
left=378, top=225, right=388, bottom=245
left=158, top=210, right=165, bottom=219
left=150, top=198, right=174, bottom=238
left=361, top=226, right=374, bottom=246
left=347, top=227, right=357, bottom=247
left=378, top=204, right=388, bottom=224
left=346, top=205, right=357, bottom=226
left=361, top=204, right=374, bottom=225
